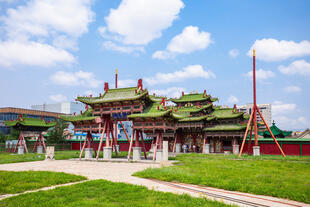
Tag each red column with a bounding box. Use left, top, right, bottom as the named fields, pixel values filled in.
left=135, top=130, right=140, bottom=147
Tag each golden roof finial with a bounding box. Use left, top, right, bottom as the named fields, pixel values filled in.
left=253, top=49, right=255, bottom=56
left=116, top=68, right=118, bottom=75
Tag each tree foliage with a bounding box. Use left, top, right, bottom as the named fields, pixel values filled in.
left=46, top=119, right=69, bottom=144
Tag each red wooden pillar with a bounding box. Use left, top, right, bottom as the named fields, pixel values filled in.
left=135, top=130, right=140, bottom=147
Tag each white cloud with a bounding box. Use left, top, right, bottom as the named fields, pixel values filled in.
left=273, top=115, right=309, bottom=130
left=229, top=49, right=239, bottom=58
left=145, top=64, right=215, bottom=86
left=50, top=70, right=102, bottom=88
left=53, top=35, right=78, bottom=51
left=284, top=86, right=301, bottom=93
left=49, top=94, right=67, bottom=102
left=151, top=87, right=186, bottom=99
left=152, top=26, right=211, bottom=59
left=104, top=0, right=184, bottom=45
left=4, top=0, right=94, bottom=39
left=227, top=95, right=239, bottom=104
left=0, top=41, right=74, bottom=67
left=0, top=0, right=94, bottom=67
left=102, top=41, right=145, bottom=54
left=272, top=101, right=296, bottom=116
left=118, top=79, right=136, bottom=88
left=244, top=68, right=275, bottom=81
left=152, top=50, right=176, bottom=60
left=278, top=59, right=310, bottom=75
left=247, top=38, right=310, bottom=61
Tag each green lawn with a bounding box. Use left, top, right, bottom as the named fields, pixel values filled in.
left=0, top=179, right=233, bottom=207
left=134, top=154, right=310, bottom=203
left=0, top=150, right=130, bottom=164
left=0, top=171, right=86, bottom=194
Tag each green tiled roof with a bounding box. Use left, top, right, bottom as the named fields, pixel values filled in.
left=128, top=102, right=171, bottom=118
left=204, top=124, right=247, bottom=131
left=60, top=109, right=98, bottom=122
left=149, top=95, right=167, bottom=102
left=171, top=103, right=213, bottom=121
left=5, top=117, right=56, bottom=128
left=77, top=87, right=149, bottom=104
left=179, top=115, right=215, bottom=122
left=170, top=93, right=212, bottom=103
left=260, top=122, right=292, bottom=138
left=211, top=108, right=243, bottom=119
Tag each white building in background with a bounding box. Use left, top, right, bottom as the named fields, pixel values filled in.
left=31, top=102, right=85, bottom=115
left=237, top=103, right=272, bottom=126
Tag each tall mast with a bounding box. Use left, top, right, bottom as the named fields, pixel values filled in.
left=253, top=49, right=258, bottom=146
left=115, top=68, right=118, bottom=89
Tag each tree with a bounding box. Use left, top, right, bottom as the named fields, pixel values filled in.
left=6, top=128, right=20, bottom=140
left=0, top=133, right=6, bottom=143
left=46, top=119, right=69, bottom=144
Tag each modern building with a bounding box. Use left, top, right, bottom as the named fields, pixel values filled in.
left=0, top=107, right=63, bottom=134
left=237, top=103, right=272, bottom=126
left=31, top=102, right=85, bottom=115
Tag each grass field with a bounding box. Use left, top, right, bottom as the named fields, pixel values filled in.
left=0, top=171, right=86, bottom=194
left=0, top=150, right=129, bottom=164
left=0, top=179, right=233, bottom=207
left=134, top=154, right=310, bottom=203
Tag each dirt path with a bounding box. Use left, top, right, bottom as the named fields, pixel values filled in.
left=0, top=160, right=309, bottom=207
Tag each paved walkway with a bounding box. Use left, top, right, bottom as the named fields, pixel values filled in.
left=0, top=160, right=309, bottom=207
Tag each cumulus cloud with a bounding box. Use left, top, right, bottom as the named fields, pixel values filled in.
left=152, top=26, right=211, bottom=59
left=145, top=64, right=215, bottom=86
left=284, top=86, right=301, bottom=93
left=102, top=41, right=145, bottom=54
left=151, top=87, right=186, bottom=99
left=244, top=68, right=275, bottom=81
left=247, top=38, right=310, bottom=61
left=49, top=94, right=67, bottom=102
left=50, top=70, right=102, bottom=88
left=104, top=0, right=184, bottom=45
left=278, top=59, right=310, bottom=75
left=0, top=41, right=74, bottom=67
left=227, top=95, right=239, bottom=104
left=118, top=79, right=136, bottom=88
left=0, top=0, right=94, bottom=67
left=272, top=101, right=296, bottom=116
left=229, top=49, right=239, bottom=58
left=273, top=115, right=309, bottom=130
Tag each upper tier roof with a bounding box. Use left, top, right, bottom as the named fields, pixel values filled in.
left=170, top=93, right=218, bottom=103
left=211, top=108, right=243, bottom=119
left=77, top=87, right=149, bottom=105
left=128, top=102, right=171, bottom=118
left=5, top=117, right=56, bottom=128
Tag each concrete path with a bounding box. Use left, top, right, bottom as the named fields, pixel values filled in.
left=0, top=160, right=309, bottom=207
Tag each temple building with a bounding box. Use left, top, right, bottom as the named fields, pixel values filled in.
left=60, top=79, right=248, bottom=160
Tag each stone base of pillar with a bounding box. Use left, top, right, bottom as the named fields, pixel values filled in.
left=156, top=149, right=163, bottom=162
left=175, top=143, right=181, bottom=153
left=163, top=141, right=168, bottom=161
left=113, top=145, right=120, bottom=153
left=37, top=146, right=43, bottom=154
left=133, top=147, right=141, bottom=161
left=253, top=146, right=260, bottom=156
left=203, top=144, right=210, bottom=154
left=210, top=141, right=214, bottom=153
left=233, top=144, right=239, bottom=155
left=103, top=147, right=112, bottom=160
left=18, top=146, right=24, bottom=154
left=85, top=148, right=93, bottom=159
left=45, top=146, right=55, bottom=160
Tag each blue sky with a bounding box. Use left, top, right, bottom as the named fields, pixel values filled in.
left=0, top=0, right=309, bottom=130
